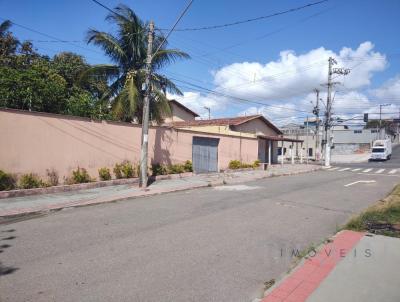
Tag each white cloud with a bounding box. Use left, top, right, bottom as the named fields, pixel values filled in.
left=370, top=75, right=400, bottom=99
left=169, top=42, right=391, bottom=123
left=213, top=41, right=386, bottom=101
left=167, top=91, right=228, bottom=119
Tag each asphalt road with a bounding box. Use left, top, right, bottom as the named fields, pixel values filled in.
left=1, top=170, right=399, bottom=302
left=338, top=143, right=400, bottom=169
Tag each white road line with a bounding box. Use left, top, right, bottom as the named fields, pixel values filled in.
left=362, top=168, right=373, bottom=173
left=338, top=168, right=351, bottom=172
left=375, top=169, right=385, bottom=174
left=328, top=167, right=340, bottom=171
left=351, top=168, right=361, bottom=172
left=389, top=169, right=397, bottom=174
left=344, top=180, right=376, bottom=187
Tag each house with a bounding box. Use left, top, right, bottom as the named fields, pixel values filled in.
left=172, top=114, right=302, bottom=167
left=163, top=99, right=199, bottom=123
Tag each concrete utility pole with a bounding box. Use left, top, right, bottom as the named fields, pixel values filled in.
left=324, top=57, right=336, bottom=167
left=323, top=57, right=350, bottom=167
left=306, top=116, right=309, bottom=164
left=379, top=103, right=391, bottom=139
left=139, top=21, right=155, bottom=188
left=313, top=89, right=320, bottom=161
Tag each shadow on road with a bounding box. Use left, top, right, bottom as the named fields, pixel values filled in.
left=0, top=229, right=19, bottom=277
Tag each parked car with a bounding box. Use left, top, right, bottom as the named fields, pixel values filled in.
left=370, top=139, right=392, bottom=161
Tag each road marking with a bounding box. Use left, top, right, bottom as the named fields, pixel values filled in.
left=351, top=168, right=361, bottom=172
left=344, top=180, right=376, bottom=187
left=375, top=169, right=385, bottom=174
left=328, top=167, right=339, bottom=171
left=362, top=168, right=372, bottom=173
left=338, top=168, right=350, bottom=171
left=389, top=169, right=397, bottom=174
left=214, top=185, right=260, bottom=191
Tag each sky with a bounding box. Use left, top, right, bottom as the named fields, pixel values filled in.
left=1, top=0, right=400, bottom=126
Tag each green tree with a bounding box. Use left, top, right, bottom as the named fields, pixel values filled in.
left=83, top=4, right=189, bottom=123
left=0, top=20, right=19, bottom=58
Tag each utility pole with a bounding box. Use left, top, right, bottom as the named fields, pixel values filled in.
left=306, top=116, right=309, bottom=164
left=379, top=103, right=391, bottom=139
left=323, top=57, right=350, bottom=167
left=139, top=0, right=193, bottom=188
left=204, top=106, right=211, bottom=120
left=324, top=57, right=335, bottom=167
left=139, top=20, right=154, bottom=188
left=313, top=89, right=320, bottom=161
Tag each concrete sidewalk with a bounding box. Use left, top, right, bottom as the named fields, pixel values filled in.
left=0, top=164, right=320, bottom=218
left=331, top=153, right=370, bottom=164
left=261, top=231, right=400, bottom=302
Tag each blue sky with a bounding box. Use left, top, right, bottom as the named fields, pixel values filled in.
left=1, top=0, right=400, bottom=124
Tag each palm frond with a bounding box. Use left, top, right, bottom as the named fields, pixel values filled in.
left=86, top=30, right=126, bottom=63
left=0, top=20, right=12, bottom=36
left=152, top=73, right=183, bottom=96
left=151, top=88, right=172, bottom=124
left=79, top=64, right=120, bottom=83
left=152, top=49, right=190, bottom=70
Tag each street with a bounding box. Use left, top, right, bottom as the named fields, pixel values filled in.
left=1, top=167, right=399, bottom=302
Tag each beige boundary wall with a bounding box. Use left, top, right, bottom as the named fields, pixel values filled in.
left=0, top=109, right=259, bottom=179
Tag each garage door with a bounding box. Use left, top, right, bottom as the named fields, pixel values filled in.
left=192, top=137, right=219, bottom=173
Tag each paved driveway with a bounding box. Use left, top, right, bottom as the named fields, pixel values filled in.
left=1, top=170, right=398, bottom=302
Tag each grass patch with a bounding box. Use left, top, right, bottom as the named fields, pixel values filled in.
left=345, top=184, right=400, bottom=237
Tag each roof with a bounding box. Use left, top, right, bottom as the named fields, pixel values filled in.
left=172, top=114, right=282, bottom=134
left=169, top=100, right=199, bottom=117
left=257, top=134, right=303, bottom=143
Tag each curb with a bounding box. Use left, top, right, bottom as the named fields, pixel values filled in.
left=261, top=230, right=365, bottom=302
left=0, top=166, right=321, bottom=221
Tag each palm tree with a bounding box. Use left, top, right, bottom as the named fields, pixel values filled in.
left=83, top=4, right=189, bottom=123
left=0, top=20, right=19, bottom=57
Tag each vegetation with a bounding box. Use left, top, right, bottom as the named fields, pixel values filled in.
left=19, top=173, right=44, bottom=189
left=345, top=184, right=400, bottom=237
left=83, top=5, right=189, bottom=123
left=113, top=161, right=135, bottom=179
left=46, top=168, right=59, bottom=186
left=0, top=19, right=109, bottom=118
left=0, top=170, right=17, bottom=191
left=66, top=167, right=92, bottom=184
left=228, top=160, right=261, bottom=170
left=151, top=161, right=193, bottom=176
left=98, top=167, right=112, bottom=181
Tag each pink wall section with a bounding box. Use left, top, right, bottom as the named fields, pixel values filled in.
left=0, top=109, right=259, bottom=179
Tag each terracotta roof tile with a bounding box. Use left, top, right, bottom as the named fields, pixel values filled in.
left=172, top=114, right=282, bottom=134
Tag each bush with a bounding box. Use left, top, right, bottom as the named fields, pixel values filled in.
left=253, top=160, right=261, bottom=168
left=98, top=167, right=112, bottom=181
left=228, top=160, right=242, bottom=169
left=228, top=160, right=260, bottom=170
left=19, top=173, right=44, bottom=189
left=113, top=161, right=134, bottom=179
left=183, top=160, right=193, bottom=172
left=66, top=167, right=92, bottom=184
left=0, top=170, right=17, bottom=191
left=151, top=163, right=167, bottom=176
left=46, top=168, right=59, bottom=186
left=168, top=164, right=185, bottom=174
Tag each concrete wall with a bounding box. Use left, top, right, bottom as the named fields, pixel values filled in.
left=232, top=119, right=279, bottom=136
left=163, top=102, right=196, bottom=123
left=0, top=109, right=259, bottom=179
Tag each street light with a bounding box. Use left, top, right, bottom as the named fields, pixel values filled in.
left=204, top=106, right=211, bottom=120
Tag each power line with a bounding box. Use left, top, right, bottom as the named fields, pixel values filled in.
left=159, top=0, right=329, bottom=31
left=0, top=17, right=103, bottom=56
left=169, top=77, right=313, bottom=114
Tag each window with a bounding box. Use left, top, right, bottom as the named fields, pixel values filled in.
left=372, top=148, right=384, bottom=153
left=371, top=130, right=378, bottom=133
left=354, top=130, right=362, bottom=134
left=308, top=148, right=313, bottom=157
left=278, top=147, right=282, bottom=156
